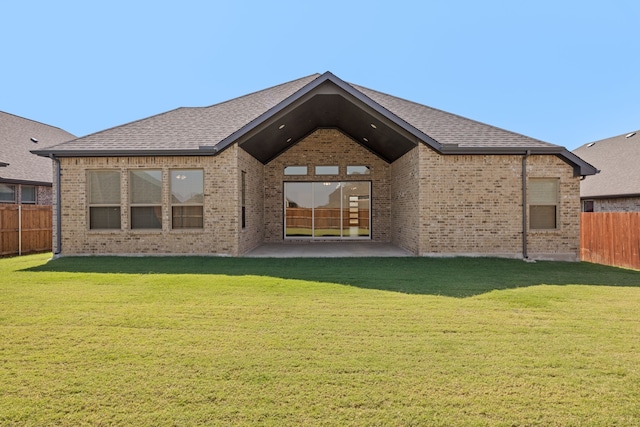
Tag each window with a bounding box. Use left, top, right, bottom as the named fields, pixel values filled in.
left=315, top=165, right=339, bottom=175
left=241, top=171, right=246, bottom=229
left=21, top=186, right=37, bottom=204
left=170, top=170, right=203, bottom=229
left=529, top=179, right=559, bottom=229
left=284, top=181, right=371, bottom=239
left=130, top=170, right=162, bottom=229
left=88, top=171, right=121, bottom=229
left=284, top=166, right=307, bottom=175
left=582, top=200, right=594, bottom=213
left=347, top=166, right=370, bottom=175
left=0, top=184, right=16, bottom=203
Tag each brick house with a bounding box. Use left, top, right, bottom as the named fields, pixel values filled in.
left=34, top=72, right=596, bottom=260
left=573, top=130, right=640, bottom=212
left=1, top=111, right=75, bottom=205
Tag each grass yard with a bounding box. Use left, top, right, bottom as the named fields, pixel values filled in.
left=1, top=254, right=639, bottom=426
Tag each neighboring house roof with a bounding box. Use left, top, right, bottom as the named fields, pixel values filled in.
left=1, top=111, right=76, bottom=185
left=573, top=130, right=640, bottom=198
left=33, top=72, right=596, bottom=176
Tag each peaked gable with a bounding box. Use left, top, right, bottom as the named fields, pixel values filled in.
left=33, top=72, right=596, bottom=176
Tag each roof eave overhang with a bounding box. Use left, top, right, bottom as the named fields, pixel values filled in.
left=0, top=177, right=52, bottom=186
left=581, top=192, right=640, bottom=200
left=440, top=145, right=599, bottom=177
left=31, top=148, right=219, bottom=158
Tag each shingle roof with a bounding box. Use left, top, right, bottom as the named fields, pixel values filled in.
left=33, top=72, right=595, bottom=175
left=36, top=75, right=319, bottom=153
left=573, top=130, right=640, bottom=198
left=0, top=111, right=76, bottom=185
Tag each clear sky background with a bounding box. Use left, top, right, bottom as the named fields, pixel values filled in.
left=2, top=1, right=638, bottom=150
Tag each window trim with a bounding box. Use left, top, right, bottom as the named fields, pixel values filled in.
left=170, top=169, right=204, bottom=230
left=529, top=178, right=559, bottom=230
left=130, top=169, right=163, bottom=230
left=0, top=183, right=17, bottom=203
left=20, top=185, right=37, bottom=204
left=87, top=170, right=122, bottom=230
left=284, top=166, right=308, bottom=176
left=315, top=165, right=339, bottom=175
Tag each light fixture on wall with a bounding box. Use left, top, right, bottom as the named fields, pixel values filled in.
left=175, top=174, right=187, bottom=180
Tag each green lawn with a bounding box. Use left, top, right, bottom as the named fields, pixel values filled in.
left=1, top=254, right=639, bottom=426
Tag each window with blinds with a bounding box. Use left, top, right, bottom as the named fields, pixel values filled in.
left=130, top=170, right=162, bottom=229
left=529, top=178, right=559, bottom=229
left=88, top=171, right=121, bottom=229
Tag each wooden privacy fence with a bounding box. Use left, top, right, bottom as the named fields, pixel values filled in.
left=581, top=212, right=640, bottom=270
left=0, top=204, right=52, bottom=256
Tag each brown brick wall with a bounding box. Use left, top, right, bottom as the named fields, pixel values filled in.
left=526, top=155, right=581, bottom=260
left=57, top=151, right=240, bottom=256
left=418, top=147, right=523, bottom=257
left=52, top=133, right=581, bottom=260
left=263, top=129, right=391, bottom=242
left=416, top=147, right=581, bottom=260
left=591, top=197, right=640, bottom=212
left=390, top=146, right=420, bottom=253
left=238, top=147, right=264, bottom=254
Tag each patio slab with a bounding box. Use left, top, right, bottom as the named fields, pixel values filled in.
left=243, top=242, right=414, bottom=258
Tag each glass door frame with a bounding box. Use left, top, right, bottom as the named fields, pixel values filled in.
left=283, top=181, right=371, bottom=240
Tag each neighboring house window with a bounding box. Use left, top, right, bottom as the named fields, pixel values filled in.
left=21, top=186, right=37, bottom=204
left=0, top=184, right=17, bottom=203
left=241, top=171, right=246, bottom=229
left=315, top=165, right=339, bottom=175
left=284, top=166, right=307, bottom=175
left=88, top=171, right=121, bottom=229
left=582, top=200, right=594, bottom=212
left=130, top=170, right=162, bottom=229
left=171, top=170, right=203, bottom=229
left=529, top=178, right=559, bottom=229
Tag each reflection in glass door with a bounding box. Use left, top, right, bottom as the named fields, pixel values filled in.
left=284, top=182, right=370, bottom=239
left=284, top=182, right=313, bottom=237
left=342, top=182, right=370, bottom=237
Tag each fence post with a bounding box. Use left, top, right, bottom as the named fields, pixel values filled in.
left=18, top=204, right=22, bottom=256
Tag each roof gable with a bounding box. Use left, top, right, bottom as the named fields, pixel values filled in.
left=33, top=72, right=596, bottom=176
left=220, top=72, right=439, bottom=163
left=573, top=130, right=640, bottom=198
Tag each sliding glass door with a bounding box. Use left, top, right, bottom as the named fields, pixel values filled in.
left=284, top=182, right=370, bottom=239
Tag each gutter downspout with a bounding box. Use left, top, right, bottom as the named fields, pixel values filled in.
left=522, top=150, right=531, bottom=260
left=50, top=155, right=62, bottom=256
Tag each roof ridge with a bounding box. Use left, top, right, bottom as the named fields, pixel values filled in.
left=0, top=110, right=75, bottom=136
left=202, top=73, right=322, bottom=110
left=353, top=84, right=558, bottom=148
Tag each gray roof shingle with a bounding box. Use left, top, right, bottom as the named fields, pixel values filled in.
left=0, top=111, right=76, bottom=185
left=573, top=130, right=640, bottom=198
left=33, top=72, right=595, bottom=175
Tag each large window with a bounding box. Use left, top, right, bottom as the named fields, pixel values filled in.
left=171, top=170, right=203, bottom=229
left=88, top=171, right=121, bottom=229
left=284, top=181, right=371, bottom=239
left=130, top=170, right=162, bottom=229
left=0, top=184, right=16, bottom=203
left=529, top=178, right=559, bottom=229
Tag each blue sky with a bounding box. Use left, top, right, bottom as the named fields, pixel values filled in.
left=2, top=1, right=638, bottom=150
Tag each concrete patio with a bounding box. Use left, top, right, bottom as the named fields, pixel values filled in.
left=243, top=242, right=413, bottom=258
